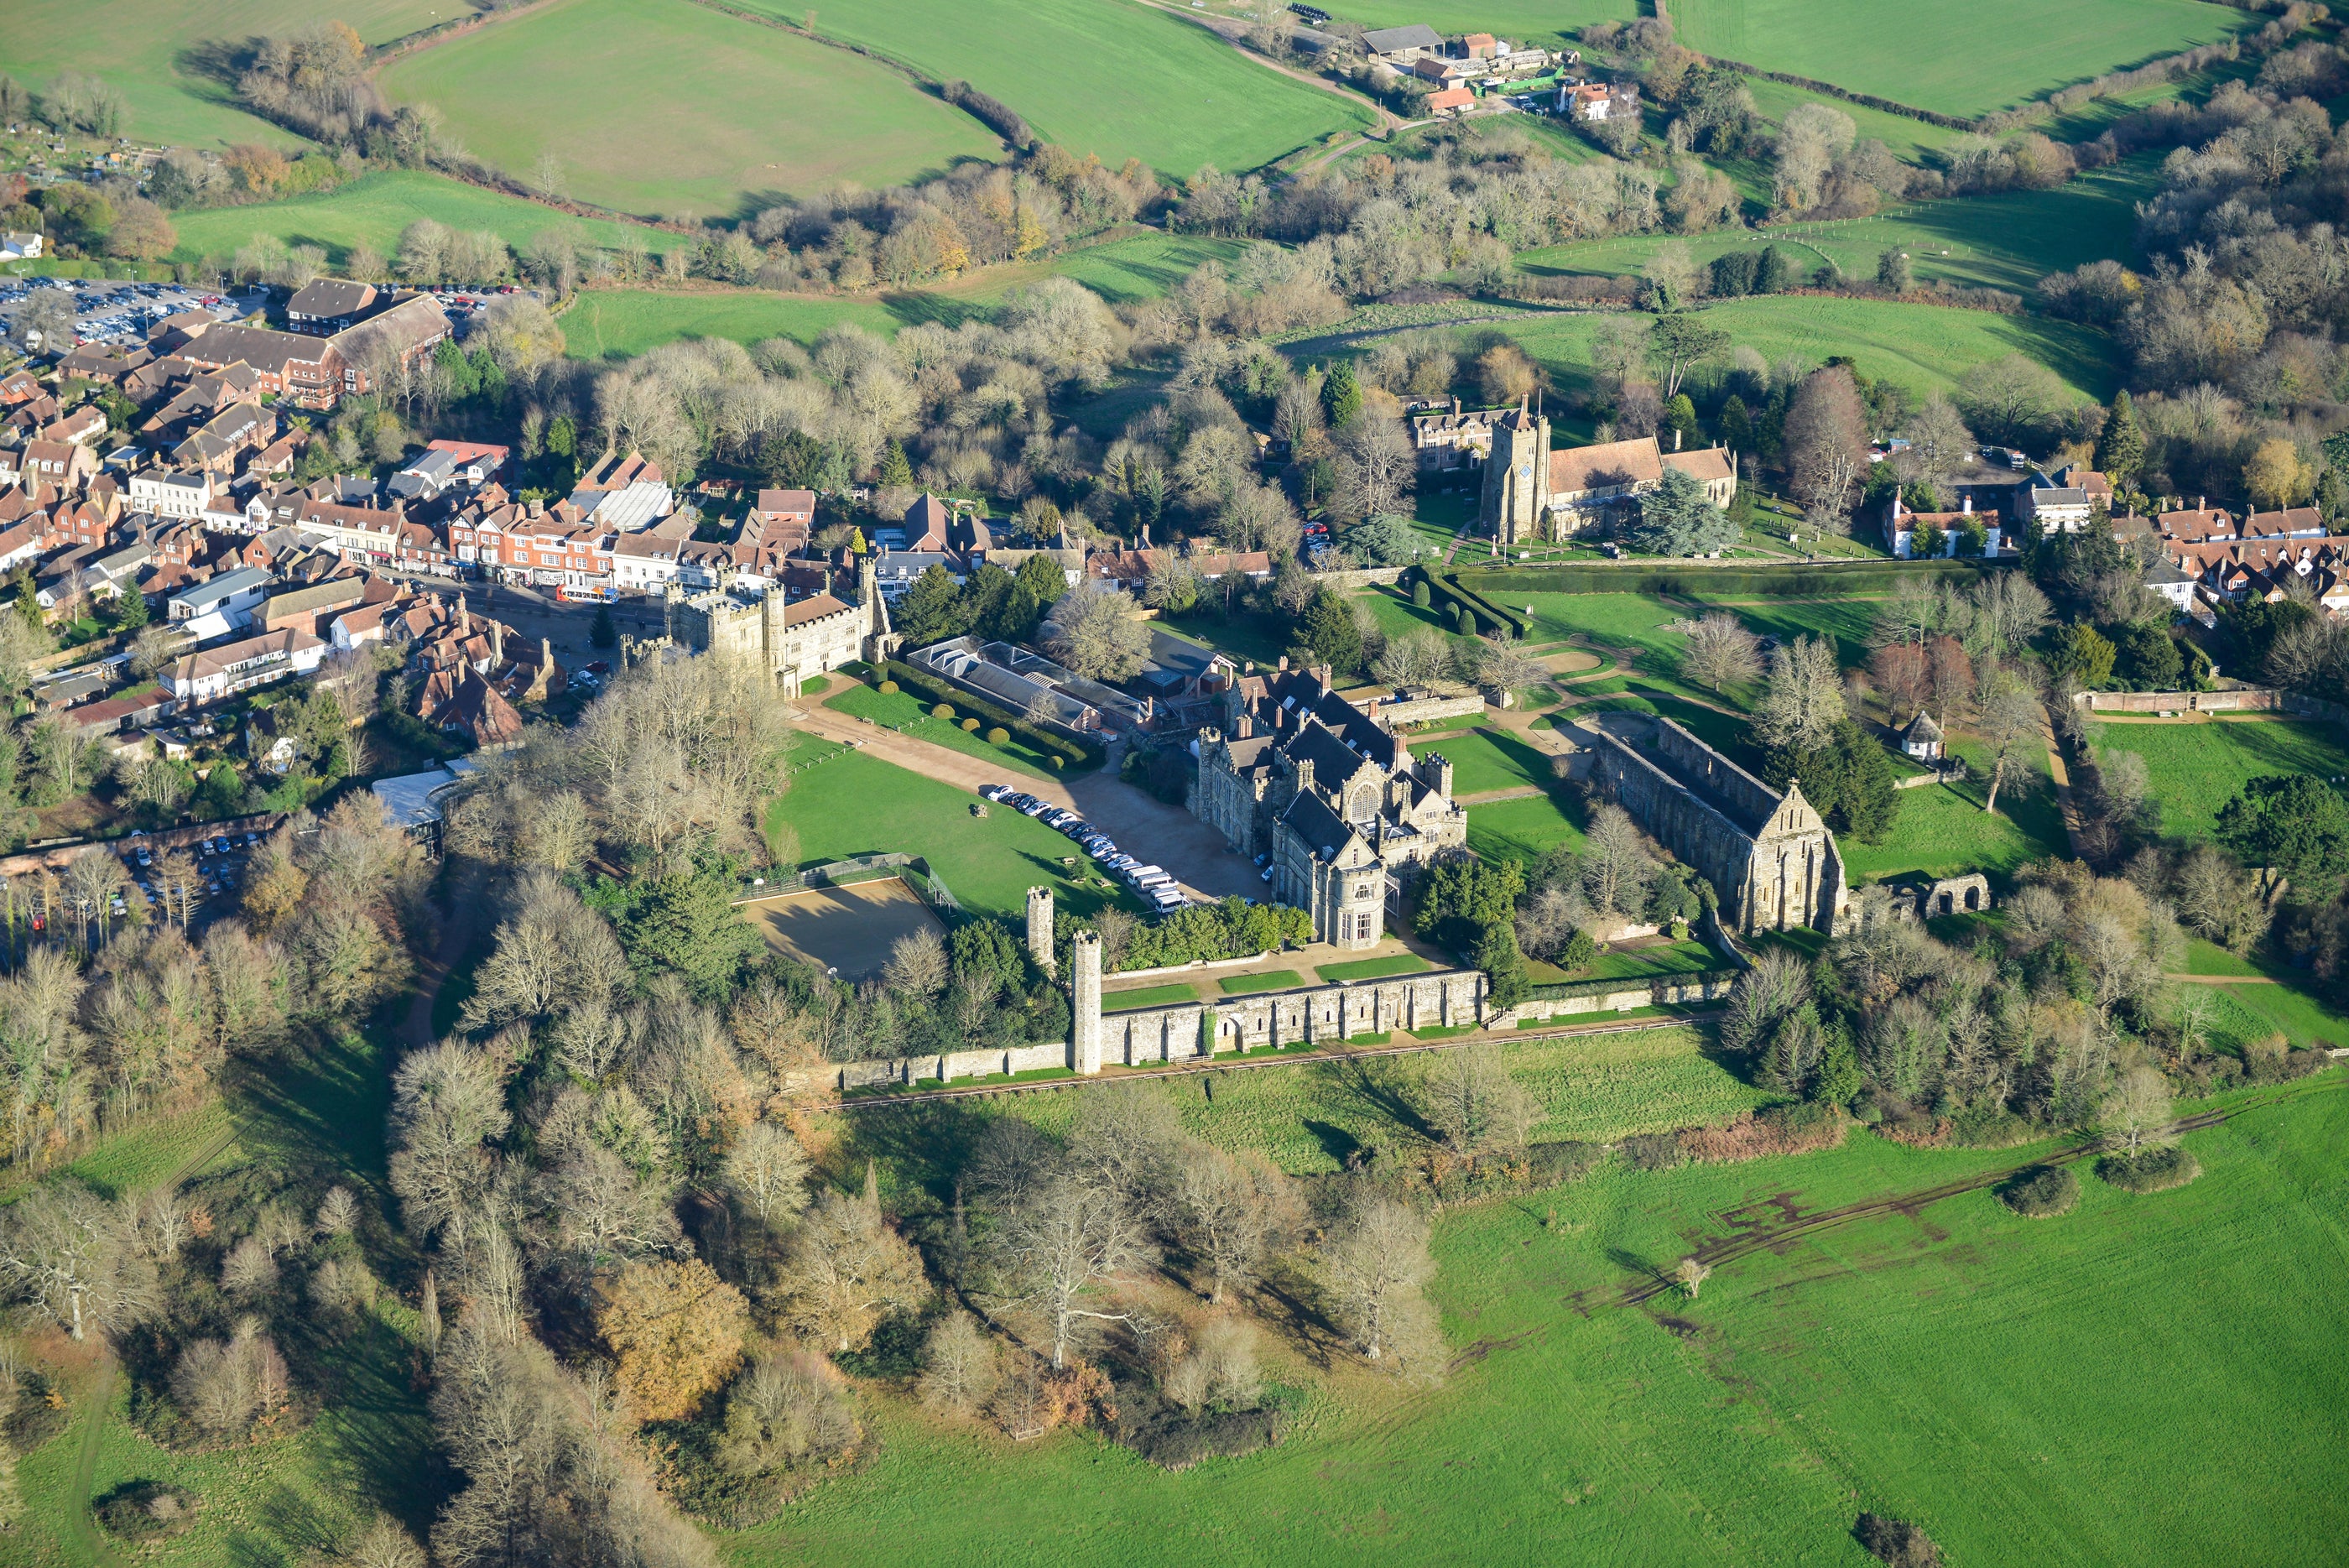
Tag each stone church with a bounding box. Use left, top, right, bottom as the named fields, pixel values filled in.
left=1481, top=399, right=1737, bottom=544
left=1191, top=664, right=1468, bottom=949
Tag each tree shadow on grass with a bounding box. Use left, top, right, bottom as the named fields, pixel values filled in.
left=1311, top=1054, right=1433, bottom=1144
left=836, top=1098, right=1013, bottom=1211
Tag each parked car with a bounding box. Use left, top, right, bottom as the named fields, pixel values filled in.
left=979, top=784, right=1011, bottom=801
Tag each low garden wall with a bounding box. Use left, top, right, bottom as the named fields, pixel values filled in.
left=2078, top=688, right=2284, bottom=715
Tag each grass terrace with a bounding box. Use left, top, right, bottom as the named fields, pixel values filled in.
left=1316, top=953, right=1434, bottom=984
left=1102, top=982, right=1206, bottom=1012
left=1466, top=790, right=1590, bottom=862
left=1218, top=970, right=1306, bottom=995
left=823, top=683, right=1060, bottom=779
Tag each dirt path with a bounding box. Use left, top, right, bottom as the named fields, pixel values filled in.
left=1608, top=1081, right=2342, bottom=1310
left=1456, top=785, right=1544, bottom=804
left=2164, top=973, right=2280, bottom=983
left=2039, top=710, right=2089, bottom=859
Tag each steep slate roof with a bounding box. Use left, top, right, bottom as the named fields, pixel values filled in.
left=286, top=279, right=379, bottom=320
left=1280, top=789, right=1360, bottom=861
left=1364, top=23, right=1444, bottom=52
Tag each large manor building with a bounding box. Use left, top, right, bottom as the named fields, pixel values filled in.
left=1191, top=664, right=1468, bottom=950
left=672, top=556, right=898, bottom=686
left=1482, top=402, right=1736, bottom=544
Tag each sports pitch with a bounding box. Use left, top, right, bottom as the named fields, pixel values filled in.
left=737, top=877, right=943, bottom=980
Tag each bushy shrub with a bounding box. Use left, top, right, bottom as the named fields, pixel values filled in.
left=960, top=716, right=981, bottom=732
left=1856, top=1513, right=1942, bottom=1567
left=930, top=702, right=955, bottom=719
left=878, top=680, right=898, bottom=694
left=93, top=1481, right=199, bottom=1542
left=1524, top=1138, right=1601, bottom=1187
left=1618, top=1132, right=1683, bottom=1171
left=986, top=727, right=1009, bottom=744
left=2098, top=1147, right=2201, bottom=1192
left=1998, top=1164, right=2079, bottom=1217
left=1049, top=755, right=1065, bottom=769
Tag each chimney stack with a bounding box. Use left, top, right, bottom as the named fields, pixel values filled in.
left=1674, top=427, right=1683, bottom=451
left=1236, top=711, right=1253, bottom=739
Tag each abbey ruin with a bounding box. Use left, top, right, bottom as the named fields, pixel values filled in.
left=1588, top=715, right=1849, bottom=937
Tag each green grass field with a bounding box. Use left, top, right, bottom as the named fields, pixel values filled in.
left=1669, top=0, right=2250, bottom=119
left=0, top=0, right=445, bottom=150
left=167, top=169, right=659, bottom=268
left=378, top=0, right=1003, bottom=219
left=766, top=748, right=1135, bottom=923
left=1103, top=982, right=1203, bottom=1012
left=733, top=0, right=1373, bottom=178
left=560, top=234, right=1247, bottom=358
left=1485, top=294, right=2119, bottom=405
left=2096, top=719, right=2349, bottom=844
left=1466, top=789, right=1588, bottom=863
left=2190, top=981, right=2349, bottom=1054
left=824, top=683, right=1059, bottom=779
left=1219, top=969, right=1305, bottom=995
left=1516, top=153, right=2162, bottom=297
left=779, top=1073, right=2349, bottom=1566
left=1414, top=727, right=1553, bottom=797
left=1836, top=737, right=2070, bottom=886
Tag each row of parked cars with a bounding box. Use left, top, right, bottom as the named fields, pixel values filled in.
left=117, top=829, right=262, bottom=920
left=980, top=785, right=1191, bottom=915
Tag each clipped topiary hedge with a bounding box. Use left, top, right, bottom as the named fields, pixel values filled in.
left=985, top=727, right=1010, bottom=744
left=960, top=716, right=981, bottom=732
left=878, top=679, right=898, bottom=694
left=1998, top=1164, right=2079, bottom=1217
left=883, top=660, right=1103, bottom=769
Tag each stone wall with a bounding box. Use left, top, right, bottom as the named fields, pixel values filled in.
left=1651, top=718, right=1779, bottom=831
left=2080, top=687, right=2284, bottom=715
left=1501, top=972, right=1737, bottom=1024
left=1369, top=691, right=1487, bottom=727
left=820, top=966, right=1487, bottom=1090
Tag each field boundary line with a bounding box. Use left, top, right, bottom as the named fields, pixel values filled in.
left=819, top=1008, right=1722, bottom=1110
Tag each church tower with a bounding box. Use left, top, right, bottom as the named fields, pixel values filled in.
left=1478, top=397, right=1550, bottom=544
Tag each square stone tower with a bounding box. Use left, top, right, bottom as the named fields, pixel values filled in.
left=1479, top=398, right=1551, bottom=544
left=1025, top=885, right=1055, bottom=979
left=1070, top=930, right=1102, bottom=1075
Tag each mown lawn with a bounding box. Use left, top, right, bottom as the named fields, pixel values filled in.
left=1316, top=954, right=1433, bottom=984
left=1466, top=790, right=1588, bottom=862
left=169, top=169, right=656, bottom=269
left=378, top=0, right=1001, bottom=218
left=765, top=748, right=1136, bottom=923
left=1836, top=737, right=2070, bottom=886
left=2096, top=719, right=2349, bottom=843
left=784, top=1071, right=2349, bottom=1568
left=1414, top=728, right=1552, bottom=797
left=2189, top=980, right=2349, bottom=1053
left=734, top=0, right=1372, bottom=177
left=823, top=683, right=1058, bottom=779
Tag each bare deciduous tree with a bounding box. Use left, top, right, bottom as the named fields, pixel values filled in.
left=1753, top=634, right=1847, bottom=754
left=1680, top=613, right=1762, bottom=694
left=1422, top=1044, right=1536, bottom=1159
left=0, top=1180, right=158, bottom=1341
left=1316, top=1195, right=1439, bottom=1374
left=882, top=929, right=949, bottom=998
left=993, top=1175, right=1153, bottom=1369
left=1161, top=1145, right=1296, bottom=1305
left=916, top=1308, right=1001, bottom=1415
left=775, top=1173, right=927, bottom=1352
left=1041, top=583, right=1150, bottom=682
